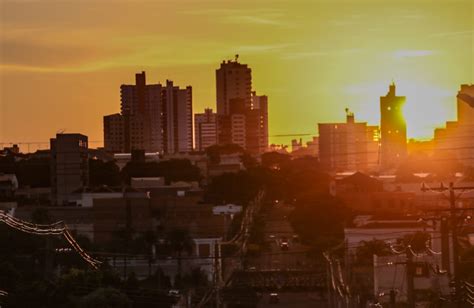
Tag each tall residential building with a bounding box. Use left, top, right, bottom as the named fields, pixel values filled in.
left=380, top=83, right=407, bottom=170
left=435, top=84, right=474, bottom=166
left=103, top=113, right=124, bottom=153
left=216, top=57, right=252, bottom=116
left=214, top=58, right=268, bottom=154
left=50, top=134, right=89, bottom=205
left=104, top=72, right=193, bottom=154
left=195, top=108, right=218, bottom=151
left=318, top=111, right=379, bottom=172
left=163, top=80, right=193, bottom=154
left=246, top=92, right=269, bottom=154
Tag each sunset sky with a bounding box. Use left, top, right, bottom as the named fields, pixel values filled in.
left=0, top=0, right=473, bottom=151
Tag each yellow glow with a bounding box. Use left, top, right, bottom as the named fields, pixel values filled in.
left=0, top=0, right=472, bottom=149
left=347, top=81, right=456, bottom=140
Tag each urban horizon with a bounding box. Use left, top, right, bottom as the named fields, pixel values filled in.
left=1, top=1, right=474, bottom=307
left=0, top=60, right=472, bottom=153
left=1, top=0, right=473, bottom=151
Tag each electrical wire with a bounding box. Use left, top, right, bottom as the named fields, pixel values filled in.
left=0, top=211, right=101, bottom=269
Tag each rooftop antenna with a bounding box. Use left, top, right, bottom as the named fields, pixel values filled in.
left=57, top=128, right=66, bottom=134
left=235, top=54, right=239, bottom=62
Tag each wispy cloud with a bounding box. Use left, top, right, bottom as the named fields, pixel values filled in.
left=429, top=29, right=474, bottom=38
left=282, top=48, right=363, bottom=60
left=235, top=44, right=292, bottom=54
left=224, top=15, right=284, bottom=26
left=391, top=49, right=438, bottom=59
left=179, top=7, right=292, bottom=28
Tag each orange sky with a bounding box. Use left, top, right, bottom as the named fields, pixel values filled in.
left=0, top=0, right=473, bottom=151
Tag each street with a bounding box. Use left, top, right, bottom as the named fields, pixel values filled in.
left=249, top=202, right=327, bottom=307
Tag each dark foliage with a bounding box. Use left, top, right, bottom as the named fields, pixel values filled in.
left=121, top=159, right=201, bottom=184
left=89, top=159, right=121, bottom=187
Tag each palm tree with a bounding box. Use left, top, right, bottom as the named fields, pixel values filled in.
left=355, top=240, right=390, bottom=265
left=165, top=229, right=193, bottom=286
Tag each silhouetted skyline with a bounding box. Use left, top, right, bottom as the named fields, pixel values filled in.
left=1, top=0, right=473, bottom=150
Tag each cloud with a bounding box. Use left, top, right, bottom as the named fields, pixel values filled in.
left=391, top=49, right=438, bottom=59
left=235, top=44, right=292, bottom=54
left=179, top=7, right=291, bottom=28
left=429, top=30, right=474, bottom=38
left=282, top=48, right=363, bottom=60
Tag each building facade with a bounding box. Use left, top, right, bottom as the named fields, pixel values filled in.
left=50, top=134, right=89, bottom=205
left=380, top=83, right=407, bottom=170
left=215, top=59, right=268, bottom=154
left=104, top=72, right=193, bottom=154
left=194, top=108, right=218, bottom=151
left=216, top=58, right=252, bottom=116
left=318, top=111, right=379, bottom=172
left=246, top=92, right=269, bottom=154
left=434, top=84, right=474, bottom=166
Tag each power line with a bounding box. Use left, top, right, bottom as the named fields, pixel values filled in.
left=0, top=211, right=101, bottom=269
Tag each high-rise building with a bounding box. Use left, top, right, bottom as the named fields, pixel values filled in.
left=456, top=84, right=474, bottom=124
left=50, top=133, right=89, bottom=205
left=214, top=58, right=268, bottom=154
left=104, top=72, right=193, bottom=154
left=216, top=57, right=252, bottom=116
left=318, top=111, right=379, bottom=172
left=103, top=113, right=125, bottom=153
left=195, top=108, right=218, bottom=151
left=163, top=80, right=193, bottom=153
left=435, top=84, right=474, bottom=166
left=245, top=92, right=269, bottom=154
left=380, top=83, right=407, bottom=169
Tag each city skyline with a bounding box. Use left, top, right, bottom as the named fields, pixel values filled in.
left=1, top=2, right=474, bottom=306
left=1, top=0, right=473, bottom=150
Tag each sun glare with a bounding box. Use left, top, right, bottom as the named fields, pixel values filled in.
left=349, top=80, right=457, bottom=140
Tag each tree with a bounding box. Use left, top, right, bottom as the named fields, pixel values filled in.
left=181, top=267, right=208, bottom=289
left=121, top=159, right=200, bottom=184
left=31, top=207, right=52, bottom=224
left=89, top=159, right=121, bottom=187
left=261, top=151, right=291, bottom=169
left=205, top=171, right=261, bottom=204
left=205, top=144, right=244, bottom=164
left=165, top=229, right=193, bottom=287
left=290, top=194, right=352, bottom=250
left=80, top=287, right=131, bottom=308
left=16, top=157, right=50, bottom=188
left=355, top=240, right=391, bottom=265
left=399, top=232, right=431, bottom=253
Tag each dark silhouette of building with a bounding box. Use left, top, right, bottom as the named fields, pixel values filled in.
left=104, top=72, right=192, bottom=154
left=50, top=133, right=89, bottom=205
left=216, top=56, right=252, bottom=116
left=318, top=110, right=379, bottom=172
left=215, top=57, right=268, bottom=154
left=434, top=84, right=474, bottom=166
left=380, top=83, right=407, bottom=170
left=194, top=108, right=218, bottom=151
left=246, top=92, right=269, bottom=154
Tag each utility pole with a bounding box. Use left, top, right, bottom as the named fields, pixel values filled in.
left=448, top=182, right=461, bottom=306
left=406, top=246, right=415, bottom=308
left=389, top=289, right=396, bottom=308
left=421, top=182, right=474, bottom=307
left=440, top=217, right=450, bottom=272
